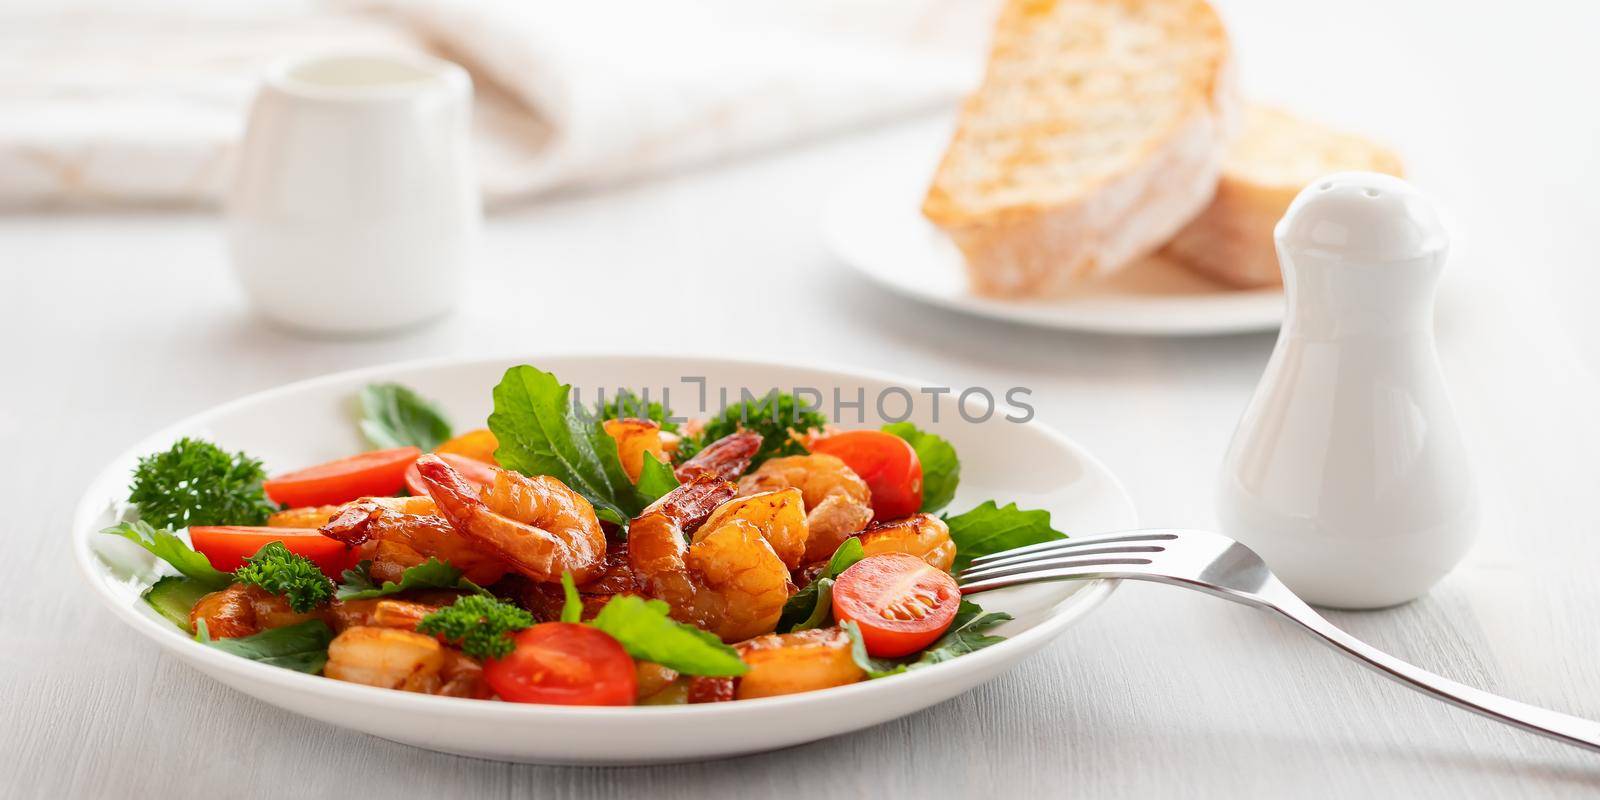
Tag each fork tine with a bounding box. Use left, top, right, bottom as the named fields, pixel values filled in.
left=953, top=544, right=1171, bottom=582
left=967, top=531, right=1177, bottom=570
left=958, top=558, right=1154, bottom=594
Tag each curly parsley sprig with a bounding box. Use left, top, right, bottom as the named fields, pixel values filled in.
left=415, top=595, right=535, bottom=660
left=232, top=542, right=334, bottom=613
left=128, top=437, right=277, bottom=529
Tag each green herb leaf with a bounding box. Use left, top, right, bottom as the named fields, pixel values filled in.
left=143, top=576, right=212, bottom=632
left=778, top=538, right=865, bottom=632
left=587, top=596, right=747, bottom=677
left=233, top=542, right=334, bottom=613
left=103, top=521, right=232, bottom=590
left=487, top=365, right=678, bottom=526
left=127, top=438, right=276, bottom=529
left=416, top=595, right=535, bottom=660
left=358, top=383, right=453, bottom=451
left=844, top=600, right=1013, bottom=679
left=595, top=388, right=680, bottom=433
left=196, top=619, right=334, bottom=674
left=559, top=571, right=583, bottom=623
left=943, top=500, right=1066, bottom=571
left=881, top=422, right=961, bottom=513
left=693, top=391, right=827, bottom=467
left=336, top=558, right=487, bottom=601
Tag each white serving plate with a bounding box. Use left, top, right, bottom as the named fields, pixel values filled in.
left=74, top=354, right=1135, bottom=765
left=822, top=134, right=1285, bottom=336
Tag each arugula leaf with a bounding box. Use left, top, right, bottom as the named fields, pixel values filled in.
left=587, top=596, right=747, bottom=677
left=358, top=383, right=453, bottom=451
left=692, top=391, right=826, bottom=466
left=943, top=500, right=1066, bottom=571
left=881, top=422, right=961, bottom=513
left=595, top=388, right=680, bottom=433
left=778, top=538, right=865, bottom=632
left=127, top=438, right=276, bottom=529
left=103, top=521, right=232, bottom=590
left=233, top=542, right=334, bottom=612
left=336, top=558, right=487, bottom=601
left=488, top=365, right=678, bottom=526
left=196, top=619, right=334, bottom=674
left=559, top=571, right=583, bottom=623
left=415, top=595, right=534, bottom=660
left=843, top=600, right=1013, bottom=678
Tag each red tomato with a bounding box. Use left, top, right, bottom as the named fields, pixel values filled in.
left=403, top=452, right=497, bottom=497
left=832, top=553, right=960, bottom=658
left=486, top=623, right=636, bottom=706
left=188, top=526, right=351, bottom=578
left=262, top=447, right=421, bottom=507
left=809, top=430, right=923, bottom=521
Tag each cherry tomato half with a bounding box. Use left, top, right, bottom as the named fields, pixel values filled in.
left=188, top=526, right=351, bottom=578
left=832, top=553, right=960, bottom=658
left=262, top=447, right=421, bottom=508
left=403, top=452, right=497, bottom=497
left=486, top=623, right=637, bottom=706
left=809, top=430, right=923, bottom=521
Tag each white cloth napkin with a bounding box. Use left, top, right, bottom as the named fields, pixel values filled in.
left=0, top=0, right=992, bottom=209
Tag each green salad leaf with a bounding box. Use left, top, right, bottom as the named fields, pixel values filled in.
left=943, top=500, right=1066, bottom=571
left=687, top=390, right=826, bottom=466
left=233, top=542, right=334, bottom=613
left=595, top=388, right=680, bottom=433
left=777, top=538, right=865, bottom=632
left=196, top=619, right=334, bottom=674
left=127, top=438, right=276, bottom=529
left=559, top=571, right=583, bottom=623
left=587, top=596, right=747, bottom=677
left=336, top=558, right=487, bottom=601
left=844, top=600, right=1013, bottom=679
left=881, top=422, right=961, bottom=513
left=103, top=521, right=232, bottom=590
left=358, top=383, right=453, bottom=451
left=488, top=365, right=679, bottom=526
left=416, top=595, right=535, bottom=660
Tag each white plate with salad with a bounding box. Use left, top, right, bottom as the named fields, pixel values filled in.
left=74, top=354, right=1135, bottom=764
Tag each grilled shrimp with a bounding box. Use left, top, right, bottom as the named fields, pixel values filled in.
left=858, top=513, right=957, bottom=572
left=675, top=432, right=762, bottom=482
left=628, top=474, right=791, bottom=642
left=321, top=495, right=509, bottom=586
left=508, top=539, right=638, bottom=622
left=415, top=454, right=606, bottom=584
left=738, top=454, right=874, bottom=564
left=700, top=489, right=808, bottom=569
left=687, top=627, right=865, bottom=702
left=190, top=583, right=325, bottom=638
left=324, top=625, right=491, bottom=697
left=268, top=505, right=343, bottom=528
left=603, top=418, right=667, bottom=482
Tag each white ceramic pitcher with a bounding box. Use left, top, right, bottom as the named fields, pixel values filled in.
left=1216, top=172, right=1477, bottom=609
left=227, top=53, right=479, bottom=335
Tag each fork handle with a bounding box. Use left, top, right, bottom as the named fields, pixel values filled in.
left=1247, top=579, right=1600, bottom=753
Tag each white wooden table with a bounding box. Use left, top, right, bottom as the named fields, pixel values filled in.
left=5, top=1, right=1600, bottom=795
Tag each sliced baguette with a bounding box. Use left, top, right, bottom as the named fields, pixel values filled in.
left=1163, top=105, right=1405, bottom=288
left=922, top=0, right=1236, bottom=297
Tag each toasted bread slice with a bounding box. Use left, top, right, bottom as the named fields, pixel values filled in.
left=922, top=0, right=1235, bottom=297
left=1164, top=105, right=1404, bottom=288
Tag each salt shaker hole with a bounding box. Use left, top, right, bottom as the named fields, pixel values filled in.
left=1318, top=182, right=1333, bottom=191
left=1362, top=188, right=1381, bottom=198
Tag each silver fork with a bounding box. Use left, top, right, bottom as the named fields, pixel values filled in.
left=959, top=529, right=1600, bottom=753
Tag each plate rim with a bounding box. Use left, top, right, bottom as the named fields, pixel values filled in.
left=73, top=351, right=1133, bottom=722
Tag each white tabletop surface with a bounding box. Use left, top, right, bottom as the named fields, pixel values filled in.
left=6, top=0, right=1600, bottom=796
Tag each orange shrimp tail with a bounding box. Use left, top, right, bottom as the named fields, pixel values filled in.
left=414, top=454, right=483, bottom=520
left=321, top=501, right=379, bottom=545
left=675, top=432, right=763, bottom=482
left=647, top=472, right=737, bottom=532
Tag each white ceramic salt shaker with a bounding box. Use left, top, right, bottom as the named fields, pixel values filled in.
left=228, top=53, right=479, bottom=335
left=1215, top=172, right=1477, bottom=609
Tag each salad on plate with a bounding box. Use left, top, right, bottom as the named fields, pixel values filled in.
left=103, top=364, right=1068, bottom=706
